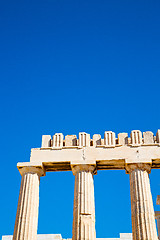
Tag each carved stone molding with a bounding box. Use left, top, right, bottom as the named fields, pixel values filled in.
left=126, top=163, right=151, bottom=174
left=71, top=164, right=96, bottom=176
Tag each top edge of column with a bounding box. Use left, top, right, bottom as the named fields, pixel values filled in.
left=17, top=162, right=46, bottom=176
left=125, top=163, right=152, bottom=174
left=71, top=164, right=97, bottom=175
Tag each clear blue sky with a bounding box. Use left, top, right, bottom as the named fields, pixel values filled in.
left=0, top=0, right=160, bottom=239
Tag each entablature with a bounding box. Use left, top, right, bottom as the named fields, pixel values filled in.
left=17, top=130, right=160, bottom=172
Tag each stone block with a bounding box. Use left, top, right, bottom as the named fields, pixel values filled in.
left=65, top=135, right=77, bottom=146
left=52, top=133, right=64, bottom=148
left=155, top=211, right=160, bottom=218
left=38, top=234, right=62, bottom=240
left=128, top=137, right=131, bottom=144
left=101, top=139, right=104, bottom=145
left=104, top=131, right=115, bottom=146
left=131, top=130, right=142, bottom=145
left=2, top=235, right=63, bottom=240
left=120, top=233, right=132, bottom=239
left=79, top=132, right=90, bottom=147
left=41, top=135, right=51, bottom=148
left=157, top=195, right=160, bottom=205
left=156, top=129, right=160, bottom=143
left=118, top=133, right=128, bottom=145
left=2, top=235, right=133, bottom=240
left=2, top=236, right=13, bottom=240
left=93, top=134, right=101, bottom=146
left=143, top=131, right=154, bottom=144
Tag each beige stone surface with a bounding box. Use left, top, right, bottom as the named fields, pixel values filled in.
left=3, top=235, right=63, bottom=240
left=65, top=135, right=77, bottom=146
left=131, top=130, right=142, bottom=145
left=143, top=131, right=154, bottom=144
left=93, top=134, right=101, bottom=146
left=41, top=135, right=51, bottom=148
left=29, top=144, right=160, bottom=171
left=17, top=162, right=45, bottom=176
left=53, top=133, right=64, bottom=148
left=40, top=129, right=160, bottom=148
left=2, top=234, right=133, bottom=240
left=119, top=233, right=132, bottom=239
left=104, top=131, right=115, bottom=147
left=127, top=163, right=158, bottom=240
left=13, top=165, right=45, bottom=239
left=118, top=133, right=128, bottom=146
left=156, top=130, right=160, bottom=143
left=72, top=165, right=96, bottom=240
left=13, top=166, right=44, bottom=240
left=79, top=132, right=90, bottom=147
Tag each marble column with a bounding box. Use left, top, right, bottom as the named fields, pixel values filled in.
left=72, top=165, right=96, bottom=240
left=127, top=163, right=158, bottom=240
left=155, top=211, right=160, bottom=239
left=13, top=166, right=45, bottom=240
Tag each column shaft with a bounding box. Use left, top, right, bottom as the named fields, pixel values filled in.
left=155, top=212, right=160, bottom=240
left=157, top=218, right=160, bottom=240
left=72, top=170, right=96, bottom=240
left=129, top=167, right=158, bottom=240
left=13, top=172, right=40, bottom=240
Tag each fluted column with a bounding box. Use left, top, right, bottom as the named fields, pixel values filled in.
left=126, top=163, right=158, bottom=240
left=13, top=166, right=45, bottom=240
left=72, top=165, right=96, bottom=240
left=155, top=211, right=160, bottom=239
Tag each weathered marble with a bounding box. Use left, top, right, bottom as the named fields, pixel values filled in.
left=72, top=165, right=96, bottom=240
left=93, top=134, right=101, bottom=146
left=11, top=130, right=160, bottom=240
left=13, top=166, right=45, bottom=240
left=156, top=130, right=160, bottom=143
left=2, top=233, right=133, bottom=240
left=41, top=135, right=51, bottom=148
left=79, top=132, right=90, bottom=147
left=126, top=164, right=158, bottom=240
left=53, top=133, right=64, bottom=148
left=155, top=211, right=160, bottom=240
left=65, top=135, right=77, bottom=146
left=118, top=133, right=128, bottom=145
left=104, top=131, right=115, bottom=147
left=143, top=131, right=154, bottom=144
left=131, top=130, right=142, bottom=145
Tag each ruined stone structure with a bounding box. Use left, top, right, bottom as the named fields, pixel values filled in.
left=2, top=233, right=132, bottom=240
left=10, top=130, right=160, bottom=240
left=155, top=195, right=160, bottom=240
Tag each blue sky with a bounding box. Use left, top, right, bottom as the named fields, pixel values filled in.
left=0, top=0, right=160, bottom=239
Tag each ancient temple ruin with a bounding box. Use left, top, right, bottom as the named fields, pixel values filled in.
left=5, top=130, right=160, bottom=240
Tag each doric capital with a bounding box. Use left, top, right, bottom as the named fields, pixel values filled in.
left=71, top=164, right=96, bottom=175
left=125, top=163, right=151, bottom=174
left=17, top=162, right=45, bottom=177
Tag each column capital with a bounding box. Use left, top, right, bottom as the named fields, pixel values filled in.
left=71, top=164, right=96, bottom=175
left=17, top=162, right=45, bottom=176
left=125, top=163, right=151, bottom=174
